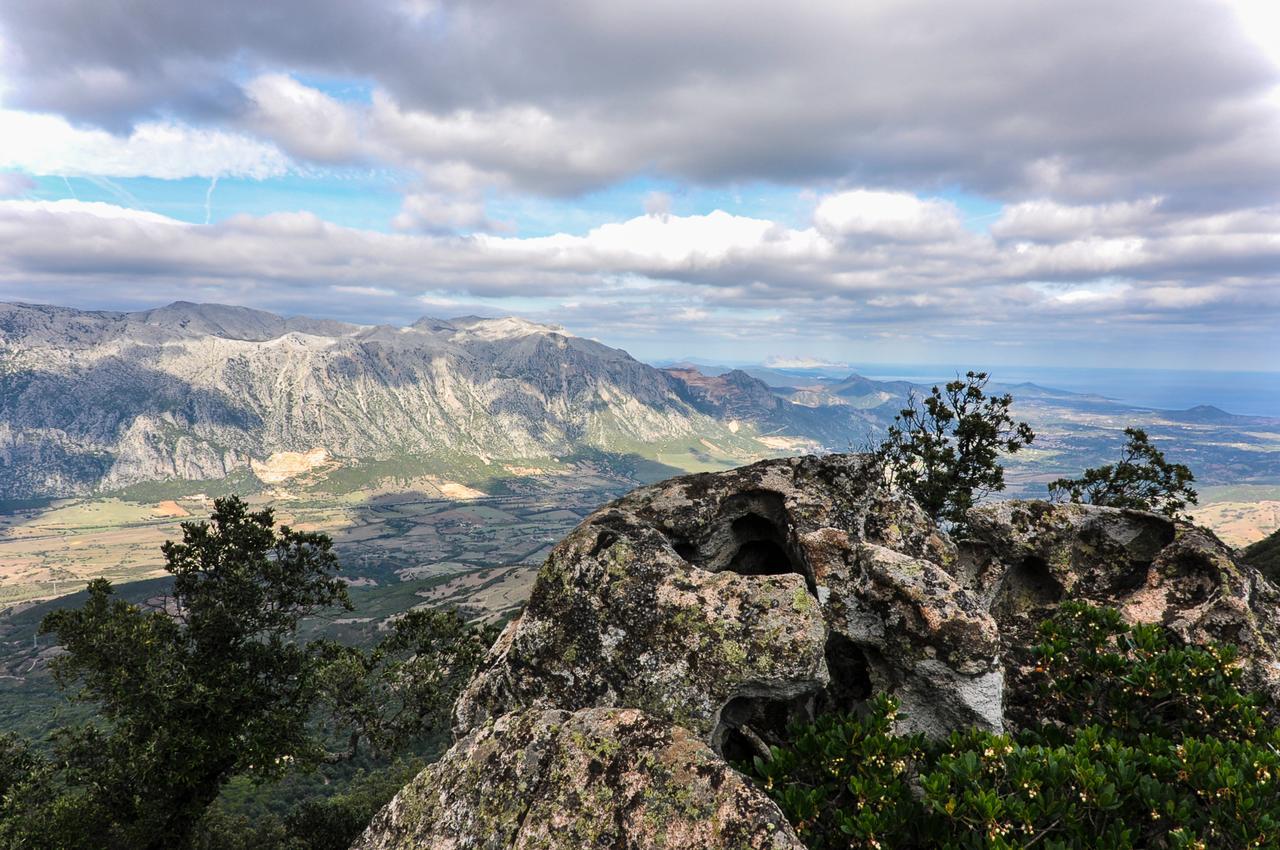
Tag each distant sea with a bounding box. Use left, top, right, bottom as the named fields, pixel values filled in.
left=851, top=364, right=1280, bottom=419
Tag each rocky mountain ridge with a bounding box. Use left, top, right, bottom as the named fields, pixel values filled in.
left=4, top=300, right=1279, bottom=509
left=0, top=301, right=866, bottom=499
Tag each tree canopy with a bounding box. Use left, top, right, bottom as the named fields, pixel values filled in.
left=878, top=371, right=1035, bottom=531
left=1049, top=427, right=1197, bottom=518
left=0, top=496, right=494, bottom=850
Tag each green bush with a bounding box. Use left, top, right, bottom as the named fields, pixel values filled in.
left=749, top=603, right=1280, bottom=849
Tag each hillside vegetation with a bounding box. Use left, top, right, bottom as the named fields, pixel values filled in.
left=1244, top=527, right=1280, bottom=580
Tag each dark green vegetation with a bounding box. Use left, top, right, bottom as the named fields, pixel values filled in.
left=1049, top=427, right=1198, bottom=518
left=750, top=603, right=1278, bottom=850
left=0, top=498, right=494, bottom=850
left=1243, top=527, right=1280, bottom=582
left=878, top=371, right=1035, bottom=530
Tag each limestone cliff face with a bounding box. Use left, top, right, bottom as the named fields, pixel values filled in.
left=353, top=454, right=1280, bottom=850
left=1, top=301, right=856, bottom=498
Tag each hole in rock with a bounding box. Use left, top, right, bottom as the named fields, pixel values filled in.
left=727, top=537, right=794, bottom=577
left=818, top=633, right=873, bottom=714
left=725, top=511, right=797, bottom=578
left=994, top=555, right=1062, bottom=618
left=672, top=540, right=698, bottom=562
left=1124, top=517, right=1177, bottom=563
left=715, top=637, right=883, bottom=763
left=716, top=693, right=815, bottom=765
left=1107, top=519, right=1175, bottom=595
left=710, top=492, right=817, bottom=595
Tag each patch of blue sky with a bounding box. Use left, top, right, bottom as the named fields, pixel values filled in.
left=487, top=176, right=820, bottom=237
left=291, top=74, right=377, bottom=104
left=28, top=172, right=405, bottom=231
left=22, top=166, right=1007, bottom=240
left=934, top=187, right=1005, bottom=232
left=487, top=177, right=1006, bottom=237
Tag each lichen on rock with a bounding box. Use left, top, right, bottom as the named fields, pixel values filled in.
left=351, top=707, right=805, bottom=850
left=455, top=453, right=1004, bottom=746
left=355, top=454, right=1280, bottom=850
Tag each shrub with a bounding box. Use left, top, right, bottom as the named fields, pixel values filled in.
left=877, top=371, right=1034, bottom=532
left=748, top=603, right=1280, bottom=850
left=1048, top=427, right=1197, bottom=518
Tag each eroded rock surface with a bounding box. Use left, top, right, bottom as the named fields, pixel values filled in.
left=962, top=500, right=1280, bottom=711
left=356, top=454, right=1280, bottom=850
left=455, top=453, right=1003, bottom=747
left=351, top=707, right=805, bottom=850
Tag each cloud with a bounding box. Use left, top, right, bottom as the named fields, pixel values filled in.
left=763, top=355, right=850, bottom=370
left=2, top=0, right=1277, bottom=205
left=992, top=198, right=1165, bottom=242
left=0, top=171, right=35, bottom=197
left=391, top=191, right=510, bottom=234
left=814, top=190, right=964, bottom=242
left=243, top=74, right=367, bottom=164
left=1, top=193, right=1274, bottom=355
left=0, top=109, right=290, bottom=180
left=643, top=191, right=672, bottom=218
left=0, top=1, right=1275, bottom=368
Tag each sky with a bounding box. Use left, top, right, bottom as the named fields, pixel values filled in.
left=0, top=0, right=1277, bottom=370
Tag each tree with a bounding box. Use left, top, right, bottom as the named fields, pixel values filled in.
left=877, top=371, right=1034, bottom=531
left=312, top=608, right=499, bottom=762
left=1049, top=426, right=1197, bottom=518
left=1, top=497, right=351, bottom=850
left=0, top=496, right=494, bottom=850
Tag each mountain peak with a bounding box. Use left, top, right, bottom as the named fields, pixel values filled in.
left=448, top=316, right=573, bottom=341
left=137, top=301, right=291, bottom=341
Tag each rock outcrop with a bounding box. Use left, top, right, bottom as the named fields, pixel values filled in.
left=353, top=454, right=1280, bottom=850
left=962, top=500, right=1280, bottom=713
left=356, top=708, right=804, bottom=850
left=455, top=453, right=1002, bottom=747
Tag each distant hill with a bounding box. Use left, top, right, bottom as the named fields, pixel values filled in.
left=663, top=367, right=868, bottom=444
left=1163, top=405, right=1277, bottom=426
left=662, top=360, right=819, bottom=389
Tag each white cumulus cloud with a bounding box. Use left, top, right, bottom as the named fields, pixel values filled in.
left=814, top=190, right=965, bottom=242
left=0, top=110, right=291, bottom=180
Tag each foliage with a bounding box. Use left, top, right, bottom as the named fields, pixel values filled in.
left=1243, top=527, right=1280, bottom=584
left=1049, top=427, right=1197, bottom=518
left=312, top=609, right=499, bottom=760
left=0, top=496, right=494, bottom=850
left=749, top=603, right=1280, bottom=850
left=878, top=371, right=1035, bottom=530
left=190, top=758, right=428, bottom=850
left=1021, top=603, right=1263, bottom=747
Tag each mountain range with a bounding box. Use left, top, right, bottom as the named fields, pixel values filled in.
left=3, top=300, right=1279, bottom=505
left=0, top=301, right=869, bottom=499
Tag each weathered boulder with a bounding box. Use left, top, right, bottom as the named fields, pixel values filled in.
left=455, top=453, right=1004, bottom=748
left=350, top=707, right=805, bottom=850
left=356, top=455, right=1280, bottom=850
left=962, top=500, right=1280, bottom=710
